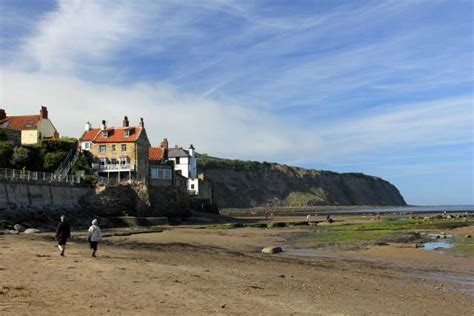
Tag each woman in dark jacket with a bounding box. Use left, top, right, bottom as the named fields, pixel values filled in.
left=55, top=215, right=71, bottom=256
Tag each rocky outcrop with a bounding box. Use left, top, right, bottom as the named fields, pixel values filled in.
left=198, top=158, right=406, bottom=208
left=79, top=183, right=192, bottom=218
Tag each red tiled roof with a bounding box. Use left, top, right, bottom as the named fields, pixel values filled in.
left=0, top=115, right=41, bottom=130
left=93, top=127, right=142, bottom=143
left=149, top=147, right=164, bottom=161
left=79, top=128, right=100, bottom=141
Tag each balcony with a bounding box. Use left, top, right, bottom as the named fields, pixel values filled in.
left=92, top=163, right=135, bottom=172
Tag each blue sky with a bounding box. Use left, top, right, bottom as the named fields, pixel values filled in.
left=0, top=0, right=473, bottom=205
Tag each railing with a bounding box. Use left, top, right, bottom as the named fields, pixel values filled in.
left=91, top=163, right=135, bottom=172
left=54, top=148, right=81, bottom=180
left=0, top=168, right=82, bottom=184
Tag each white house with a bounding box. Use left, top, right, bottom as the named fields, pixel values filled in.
left=168, top=144, right=199, bottom=195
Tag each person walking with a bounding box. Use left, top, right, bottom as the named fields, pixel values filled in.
left=87, top=219, right=102, bottom=257
left=55, top=215, right=71, bottom=257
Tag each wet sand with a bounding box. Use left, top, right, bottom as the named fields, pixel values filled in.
left=1, top=223, right=473, bottom=315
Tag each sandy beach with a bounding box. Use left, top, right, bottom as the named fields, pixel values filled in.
left=1, top=217, right=473, bottom=315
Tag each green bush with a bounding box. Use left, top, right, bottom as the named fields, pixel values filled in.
left=12, top=146, right=30, bottom=168
left=0, top=141, right=13, bottom=167
left=43, top=151, right=68, bottom=172
left=0, top=129, right=7, bottom=141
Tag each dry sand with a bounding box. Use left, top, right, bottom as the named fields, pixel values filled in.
left=1, top=224, right=473, bottom=315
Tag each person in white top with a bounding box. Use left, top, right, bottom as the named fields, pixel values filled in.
left=87, top=219, right=102, bottom=257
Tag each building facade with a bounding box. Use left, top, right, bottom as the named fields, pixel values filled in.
left=168, top=144, right=199, bottom=195
left=79, top=116, right=151, bottom=181
left=0, top=106, right=59, bottom=145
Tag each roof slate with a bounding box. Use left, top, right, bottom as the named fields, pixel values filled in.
left=168, top=147, right=189, bottom=158
left=0, top=115, right=41, bottom=130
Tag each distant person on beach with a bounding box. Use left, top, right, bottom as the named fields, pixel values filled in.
left=87, top=219, right=102, bottom=257
left=55, top=215, right=71, bottom=257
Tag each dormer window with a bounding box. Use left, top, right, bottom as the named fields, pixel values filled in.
left=102, top=131, right=109, bottom=138
left=124, top=129, right=131, bottom=137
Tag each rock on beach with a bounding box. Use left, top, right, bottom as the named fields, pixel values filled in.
left=262, top=246, right=283, bottom=254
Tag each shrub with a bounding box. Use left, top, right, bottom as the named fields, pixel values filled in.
left=0, top=129, right=7, bottom=141
left=12, top=146, right=30, bottom=168
left=43, top=151, right=68, bottom=172
left=0, top=141, right=13, bottom=167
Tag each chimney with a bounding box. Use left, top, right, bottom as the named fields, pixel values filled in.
left=123, top=116, right=129, bottom=127
left=40, top=106, right=48, bottom=119
left=85, top=121, right=92, bottom=131
left=139, top=117, right=144, bottom=128
left=0, top=109, right=5, bottom=120
left=160, top=138, right=169, bottom=149
left=101, top=120, right=107, bottom=130
left=189, top=144, right=195, bottom=157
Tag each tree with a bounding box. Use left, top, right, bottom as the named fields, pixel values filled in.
left=43, top=151, right=68, bottom=172
left=0, top=141, right=13, bottom=167
left=12, top=146, right=30, bottom=168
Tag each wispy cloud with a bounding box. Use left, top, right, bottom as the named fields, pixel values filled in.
left=0, top=0, right=472, bottom=204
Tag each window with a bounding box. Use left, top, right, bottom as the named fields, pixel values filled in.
left=124, top=130, right=131, bottom=137
left=121, top=144, right=127, bottom=152
left=121, top=158, right=128, bottom=165
left=175, top=157, right=180, bottom=164
left=99, top=158, right=106, bottom=166
left=176, top=170, right=182, bottom=176
left=191, top=184, right=195, bottom=189
left=84, top=142, right=90, bottom=149
left=112, top=144, right=116, bottom=152
left=111, top=158, right=117, bottom=165
left=102, top=131, right=109, bottom=138
left=99, top=145, right=106, bottom=153
left=151, top=167, right=172, bottom=180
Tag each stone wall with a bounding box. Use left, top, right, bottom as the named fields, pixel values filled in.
left=0, top=179, right=92, bottom=228
left=79, top=183, right=191, bottom=218
left=0, top=180, right=90, bottom=211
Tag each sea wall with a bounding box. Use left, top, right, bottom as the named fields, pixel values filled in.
left=0, top=180, right=90, bottom=211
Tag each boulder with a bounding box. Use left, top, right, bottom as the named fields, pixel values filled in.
left=262, top=246, right=283, bottom=254
left=24, top=228, right=41, bottom=234
left=13, top=224, right=26, bottom=232
left=465, top=234, right=471, bottom=238
left=8, top=230, right=19, bottom=235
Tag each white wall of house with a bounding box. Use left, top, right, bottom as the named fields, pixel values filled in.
left=187, top=178, right=199, bottom=195
left=169, top=156, right=190, bottom=178
left=80, top=141, right=92, bottom=151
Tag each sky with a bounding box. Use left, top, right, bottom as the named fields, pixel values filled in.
left=0, top=0, right=473, bottom=205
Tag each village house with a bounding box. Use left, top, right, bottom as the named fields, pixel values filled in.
left=168, top=144, right=199, bottom=195
left=79, top=116, right=150, bottom=182
left=0, top=106, right=59, bottom=145
left=148, top=138, right=199, bottom=195
left=148, top=138, right=173, bottom=187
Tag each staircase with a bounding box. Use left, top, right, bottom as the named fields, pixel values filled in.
left=54, top=148, right=81, bottom=181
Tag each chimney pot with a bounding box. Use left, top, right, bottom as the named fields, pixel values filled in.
left=160, top=138, right=169, bottom=149
left=139, top=117, right=144, bottom=128
left=101, top=120, right=107, bottom=130
left=123, top=115, right=129, bottom=127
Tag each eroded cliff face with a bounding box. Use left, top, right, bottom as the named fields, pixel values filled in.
left=199, top=160, right=406, bottom=208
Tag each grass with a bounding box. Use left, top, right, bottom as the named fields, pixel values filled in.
left=307, top=217, right=473, bottom=245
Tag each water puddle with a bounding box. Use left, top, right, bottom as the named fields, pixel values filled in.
left=422, top=241, right=453, bottom=251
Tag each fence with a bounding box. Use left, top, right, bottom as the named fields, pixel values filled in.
left=0, top=168, right=82, bottom=184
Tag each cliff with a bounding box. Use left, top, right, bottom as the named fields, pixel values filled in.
left=198, top=156, right=406, bottom=208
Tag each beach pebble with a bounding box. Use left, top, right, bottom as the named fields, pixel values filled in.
left=13, top=224, right=25, bottom=232
left=465, top=234, right=471, bottom=238
left=262, top=246, right=283, bottom=254
left=24, top=228, right=41, bottom=234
